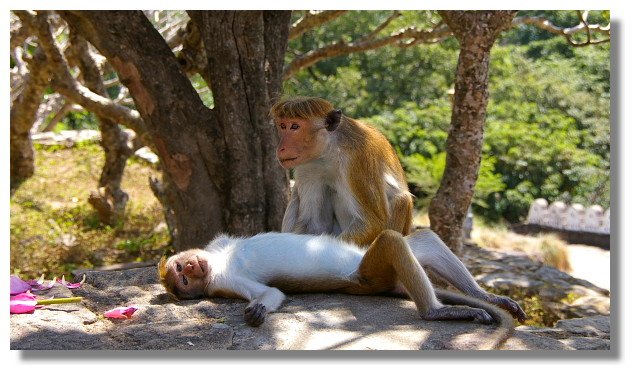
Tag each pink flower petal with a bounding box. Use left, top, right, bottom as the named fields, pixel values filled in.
left=10, top=275, right=32, bottom=295
left=10, top=292, right=38, bottom=314
left=57, top=274, right=86, bottom=289
left=104, top=306, right=138, bottom=319
left=27, top=274, right=45, bottom=286
left=27, top=274, right=56, bottom=291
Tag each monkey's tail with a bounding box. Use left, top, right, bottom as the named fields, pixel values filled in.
left=435, top=289, right=516, bottom=350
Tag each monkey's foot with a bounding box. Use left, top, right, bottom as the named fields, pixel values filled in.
left=485, top=294, right=528, bottom=323
left=244, top=303, right=267, bottom=327
left=421, top=306, right=495, bottom=325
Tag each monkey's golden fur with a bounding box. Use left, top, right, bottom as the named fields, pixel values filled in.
left=272, top=96, right=413, bottom=246
left=270, top=96, right=335, bottom=121
left=269, top=96, right=528, bottom=324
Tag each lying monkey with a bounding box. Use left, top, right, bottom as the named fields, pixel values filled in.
left=158, top=229, right=516, bottom=328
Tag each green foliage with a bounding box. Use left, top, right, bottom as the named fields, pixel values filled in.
left=60, top=109, right=98, bottom=131
left=482, top=41, right=610, bottom=221
left=285, top=20, right=459, bottom=118
left=284, top=10, right=609, bottom=223
left=190, top=73, right=214, bottom=108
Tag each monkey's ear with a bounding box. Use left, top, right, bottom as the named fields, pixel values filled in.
left=325, top=109, right=342, bottom=131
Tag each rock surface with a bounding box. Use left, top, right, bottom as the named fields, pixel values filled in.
left=462, top=244, right=610, bottom=324
left=10, top=245, right=610, bottom=350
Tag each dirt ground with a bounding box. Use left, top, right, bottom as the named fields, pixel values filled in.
left=566, top=244, right=611, bottom=291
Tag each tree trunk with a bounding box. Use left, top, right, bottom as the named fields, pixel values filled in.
left=188, top=10, right=290, bottom=234
left=10, top=47, right=50, bottom=191
left=62, top=10, right=290, bottom=249
left=429, top=11, right=516, bottom=255
left=68, top=25, right=133, bottom=226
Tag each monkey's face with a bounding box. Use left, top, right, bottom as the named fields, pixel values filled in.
left=275, top=117, right=329, bottom=169
left=162, top=249, right=211, bottom=299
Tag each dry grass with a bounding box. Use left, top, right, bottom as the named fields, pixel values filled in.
left=10, top=143, right=170, bottom=280
left=472, top=225, right=571, bottom=272
left=412, top=210, right=430, bottom=227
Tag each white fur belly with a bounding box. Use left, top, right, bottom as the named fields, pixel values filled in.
left=230, top=233, right=362, bottom=281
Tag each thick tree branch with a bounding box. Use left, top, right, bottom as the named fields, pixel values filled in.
left=33, top=93, right=65, bottom=131
left=9, top=43, right=51, bottom=187
left=18, top=11, right=145, bottom=134
left=10, top=16, right=31, bottom=49
left=283, top=22, right=452, bottom=79
left=288, top=10, right=348, bottom=40
left=41, top=102, right=76, bottom=132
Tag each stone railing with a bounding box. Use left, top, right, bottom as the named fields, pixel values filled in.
left=526, top=198, right=609, bottom=234
left=513, top=199, right=610, bottom=250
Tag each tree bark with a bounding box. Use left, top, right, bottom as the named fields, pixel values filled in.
left=10, top=46, right=50, bottom=190
left=188, top=10, right=291, bottom=235
left=429, top=11, right=516, bottom=255
left=62, top=10, right=290, bottom=249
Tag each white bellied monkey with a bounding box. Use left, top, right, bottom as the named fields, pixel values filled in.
left=158, top=230, right=514, bottom=338
left=271, top=96, right=527, bottom=322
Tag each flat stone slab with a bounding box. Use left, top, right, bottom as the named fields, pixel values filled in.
left=12, top=266, right=511, bottom=350
left=11, top=265, right=610, bottom=350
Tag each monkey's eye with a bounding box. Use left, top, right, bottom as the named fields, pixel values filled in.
left=290, top=123, right=299, bottom=130
left=176, top=263, right=182, bottom=272
left=279, top=123, right=286, bottom=130
left=182, top=275, right=188, bottom=286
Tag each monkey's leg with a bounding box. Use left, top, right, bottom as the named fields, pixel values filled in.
left=346, top=230, right=495, bottom=324
left=405, top=229, right=528, bottom=322
left=240, top=278, right=286, bottom=327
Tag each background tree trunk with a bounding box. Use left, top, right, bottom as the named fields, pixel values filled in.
left=429, top=11, right=517, bottom=255
left=68, top=26, right=133, bottom=226
left=62, top=10, right=290, bottom=249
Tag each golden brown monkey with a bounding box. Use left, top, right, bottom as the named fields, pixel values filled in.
left=272, top=96, right=412, bottom=246
left=159, top=230, right=515, bottom=340
left=271, top=97, right=527, bottom=322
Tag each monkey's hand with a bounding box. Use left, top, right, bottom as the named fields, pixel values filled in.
left=244, top=303, right=267, bottom=327
left=484, top=294, right=528, bottom=323
left=421, top=306, right=495, bottom=325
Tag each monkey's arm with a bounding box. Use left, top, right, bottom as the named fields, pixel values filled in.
left=339, top=169, right=395, bottom=246
left=237, top=277, right=286, bottom=327
left=281, top=188, right=300, bottom=232
left=406, top=229, right=528, bottom=322
left=340, top=218, right=385, bottom=247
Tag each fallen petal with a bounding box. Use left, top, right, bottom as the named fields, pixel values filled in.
left=10, top=275, right=32, bottom=295
left=27, top=274, right=45, bottom=286
left=28, top=274, right=56, bottom=291
left=57, top=274, right=86, bottom=289
left=10, top=292, right=38, bottom=314
left=31, top=279, right=56, bottom=291
left=104, top=306, right=138, bottom=319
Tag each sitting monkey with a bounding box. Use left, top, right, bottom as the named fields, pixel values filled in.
left=158, top=230, right=514, bottom=328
